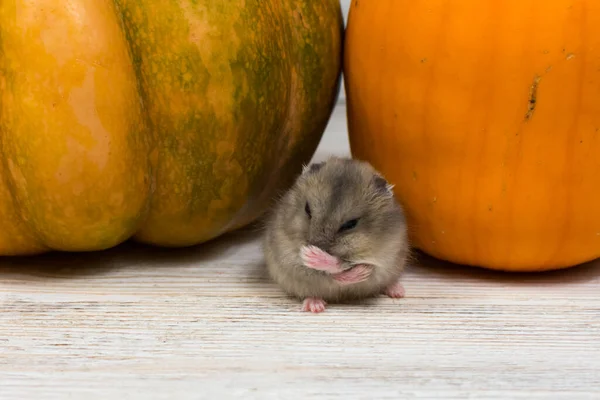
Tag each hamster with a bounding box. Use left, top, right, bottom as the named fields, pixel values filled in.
left=263, top=156, right=410, bottom=313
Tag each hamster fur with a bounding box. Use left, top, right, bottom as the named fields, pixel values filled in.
left=263, top=156, right=410, bottom=312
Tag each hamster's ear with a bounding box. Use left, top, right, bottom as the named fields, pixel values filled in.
left=302, top=161, right=325, bottom=175
left=373, top=175, right=395, bottom=197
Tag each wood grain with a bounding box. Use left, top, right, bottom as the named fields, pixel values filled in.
left=1, top=105, right=599, bottom=399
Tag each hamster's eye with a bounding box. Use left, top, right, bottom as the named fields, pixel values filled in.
left=305, top=202, right=312, bottom=219
left=338, top=218, right=359, bottom=232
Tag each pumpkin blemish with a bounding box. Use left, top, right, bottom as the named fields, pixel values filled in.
left=524, top=75, right=540, bottom=121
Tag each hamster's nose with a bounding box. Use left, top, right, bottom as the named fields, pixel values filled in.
left=308, top=237, right=331, bottom=253
left=308, top=226, right=332, bottom=252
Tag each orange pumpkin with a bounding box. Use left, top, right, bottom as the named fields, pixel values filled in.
left=344, top=0, right=600, bottom=271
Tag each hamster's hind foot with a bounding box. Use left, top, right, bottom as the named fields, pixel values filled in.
left=300, top=245, right=342, bottom=273
left=383, top=281, right=405, bottom=298
left=332, top=264, right=372, bottom=285
left=302, top=297, right=327, bottom=313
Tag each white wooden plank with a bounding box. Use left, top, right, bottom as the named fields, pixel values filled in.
left=0, top=105, right=599, bottom=399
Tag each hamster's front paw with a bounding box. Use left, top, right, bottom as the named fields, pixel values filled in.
left=302, top=297, right=327, bottom=313
left=383, top=281, right=405, bottom=298
left=332, top=264, right=372, bottom=285
left=300, top=245, right=343, bottom=273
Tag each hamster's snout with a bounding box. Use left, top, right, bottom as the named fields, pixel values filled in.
left=306, top=232, right=332, bottom=254
left=307, top=239, right=329, bottom=253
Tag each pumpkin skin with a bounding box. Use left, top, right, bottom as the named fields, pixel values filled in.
left=0, top=0, right=343, bottom=255
left=344, top=0, right=600, bottom=272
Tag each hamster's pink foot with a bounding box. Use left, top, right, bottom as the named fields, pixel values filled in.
left=383, top=281, right=405, bottom=298
left=300, top=245, right=343, bottom=274
left=302, top=297, right=327, bottom=313
left=333, top=264, right=372, bottom=285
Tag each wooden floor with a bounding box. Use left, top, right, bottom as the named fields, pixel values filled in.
left=1, top=105, right=599, bottom=399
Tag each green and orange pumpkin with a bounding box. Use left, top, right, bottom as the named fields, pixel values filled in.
left=0, top=0, right=343, bottom=255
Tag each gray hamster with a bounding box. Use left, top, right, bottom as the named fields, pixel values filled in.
left=263, top=156, right=410, bottom=313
